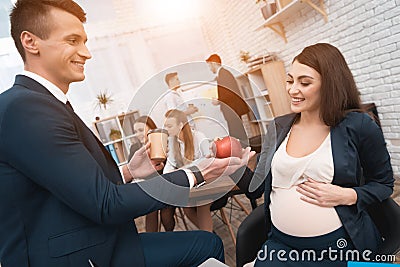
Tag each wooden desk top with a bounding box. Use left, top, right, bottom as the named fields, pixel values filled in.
left=189, top=176, right=236, bottom=204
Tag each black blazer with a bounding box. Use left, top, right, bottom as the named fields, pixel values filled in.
left=233, top=112, right=394, bottom=252
left=0, top=75, right=190, bottom=266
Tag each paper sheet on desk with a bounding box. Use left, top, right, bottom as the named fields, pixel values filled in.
left=200, top=86, right=218, bottom=99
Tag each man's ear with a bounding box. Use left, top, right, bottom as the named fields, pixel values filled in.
left=20, top=31, right=39, bottom=56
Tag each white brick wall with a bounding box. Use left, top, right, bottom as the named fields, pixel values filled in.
left=200, top=0, right=400, bottom=175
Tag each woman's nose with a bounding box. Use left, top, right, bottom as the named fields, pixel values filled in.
left=288, top=83, right=300, bottom=95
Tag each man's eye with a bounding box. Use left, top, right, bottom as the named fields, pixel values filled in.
left=286, top=80, right=293, bottom=84
left=301, top=83, right=310, bottom=86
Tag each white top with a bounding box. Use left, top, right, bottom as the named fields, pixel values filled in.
left=164, top=130, right=209, bottom=173
left=151, top=88, right=196, bottom=129
left=164, top=89, right=186, bottom=111
left=270, top=131, right=342, bottom=237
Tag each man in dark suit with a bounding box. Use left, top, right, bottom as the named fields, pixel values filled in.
left=0, top=1, right=254, bottom=266
left=206, top=54, right=249, bottom=144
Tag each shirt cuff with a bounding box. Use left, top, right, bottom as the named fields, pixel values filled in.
left=182, top=168, right=195, bottom=189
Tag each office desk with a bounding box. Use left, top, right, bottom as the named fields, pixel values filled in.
left=189, top=176, right=236, bottom=205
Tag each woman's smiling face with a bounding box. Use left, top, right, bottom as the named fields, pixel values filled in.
left=286, top=60, right=322, bottom=115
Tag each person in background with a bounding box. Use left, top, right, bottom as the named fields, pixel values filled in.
left=0, top=1, right=255, bottom=266
left=122, top=115, right=175, bottom=232
left=233, top=43, right=394, bottom=266
left=163, top=72, right=198, bottom=115
left=125, top=116, right=157, bottom=164
left=206, top=54, right=249, bottom=143
left=151, top=72, right=199, bottom=130
left=163, top=109, right=214, bottom=232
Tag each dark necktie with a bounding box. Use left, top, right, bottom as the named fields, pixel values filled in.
left=66, top=101, right=74, bottom=112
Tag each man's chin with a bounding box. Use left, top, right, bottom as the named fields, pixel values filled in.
left=72, top=74, right=85, bottom=83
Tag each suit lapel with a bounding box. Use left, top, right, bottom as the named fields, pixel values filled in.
left=330, top=119, right=359, bottom=185
left=15, top=75, right=122, bottom=184
left=275, top=113, right=297, bottom=146
left=63, top=100, right=122, bottom=184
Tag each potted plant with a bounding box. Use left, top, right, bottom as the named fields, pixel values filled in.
left=109, top=128, right=122, bottom=141
left=96, top=90, right=114, bottom=110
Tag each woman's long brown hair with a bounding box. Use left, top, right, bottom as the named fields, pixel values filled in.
left=135, top=115, right=157, bottom=130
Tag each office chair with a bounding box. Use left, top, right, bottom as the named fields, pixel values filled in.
left=210, top=188, right=253, bottom=245
left=368, top=197, right=400, bottom=255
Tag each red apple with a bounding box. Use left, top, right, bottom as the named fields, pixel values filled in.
left=212, top=136, right=242, bottom=158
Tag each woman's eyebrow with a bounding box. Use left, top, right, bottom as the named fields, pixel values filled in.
left=287, top=73, right=315, bottom=80
left=298, top=75, right=315, bottom=80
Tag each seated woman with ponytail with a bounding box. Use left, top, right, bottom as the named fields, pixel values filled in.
left=163, top=109, right=214, bottom=232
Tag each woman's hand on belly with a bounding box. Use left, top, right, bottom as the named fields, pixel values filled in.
left=296, top=178, right=358, bottom=207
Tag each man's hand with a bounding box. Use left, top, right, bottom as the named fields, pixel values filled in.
left=196, top=147, right=256, bottom=181
left=127, top=143, right=164, bottom=180
left=185, top=104, right=199, bottom=115
left=296, top=178, right=357, bottom=207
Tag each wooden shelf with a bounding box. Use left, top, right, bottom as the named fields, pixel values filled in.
left=255, top=0, right=328, bottom=43
left=255, top=90, right=269, bottom=97
left=92, top=110, right=140, bottom=166
left=236, top=61, right=291, bottom=135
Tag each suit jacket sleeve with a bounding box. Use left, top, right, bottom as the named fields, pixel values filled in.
left=0, top=95, right=189, bottom=225
left=352, top=113, right=394, bottom=211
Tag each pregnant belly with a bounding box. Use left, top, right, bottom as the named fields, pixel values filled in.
left=270, top=186, right=342, bottom=237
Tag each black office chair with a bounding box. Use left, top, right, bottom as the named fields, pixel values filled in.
left=234, top=134, right=270, bottom=265
left=236, top=197, right=400, bottom=267
left=368, top=197, right=400, bottom=255
left=235, top=204, right=267, bottom=267
left=210, top=189, right=253, bottom=246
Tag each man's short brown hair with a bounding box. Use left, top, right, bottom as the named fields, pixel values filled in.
left=165, top=72, right=178, bottom=86
left=10, top=0, right=86, bottom=62
left=205, top=54, right=221, bottom=64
